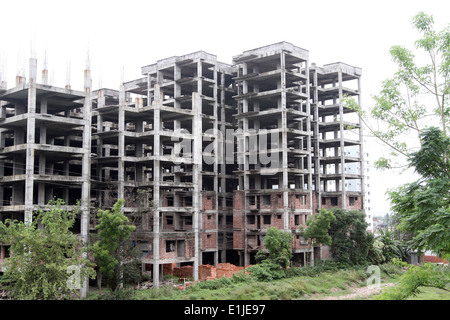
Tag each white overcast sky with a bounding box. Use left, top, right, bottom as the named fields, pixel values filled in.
left=1, top=0, right=449, bottom=216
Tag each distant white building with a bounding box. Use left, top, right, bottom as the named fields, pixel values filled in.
left=326, top=144, right=373, bottom=232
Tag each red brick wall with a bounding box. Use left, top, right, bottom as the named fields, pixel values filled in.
left=173, top=265, right=193, bottom=278
left=202, top=212, right=216, bottom=229
left=233, top=191, right=245, bottom=249
left=202, top=193, right=216, bottom=210
left=346, top=195, right=363, bottom=210
left=233, top=191, right=244, bottom=210
left=202, top=232, right=217, bottom=249
left=233, top=232, right=244, bottom=250
left=272, top=214, right=284, bottom=229
left=155, top=237, right=195, bottom=259
left=216, top=263, right=247, bottom=279
left=314, top=194, right=364, bottom=211
left=288, top=193, right=311, bottom=209
left=199, top=264, right=217, bottom=280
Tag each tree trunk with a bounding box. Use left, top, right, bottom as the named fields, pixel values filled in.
left=97, top=269, right=102, bottom=290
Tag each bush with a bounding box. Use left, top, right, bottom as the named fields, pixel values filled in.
left=247, top=261, right=286, bottom=281
left=192, top=276, right=233, bottom=290
left=98, top=287, right=136, bottom=300
left=379, top=262, right=404, bottom=277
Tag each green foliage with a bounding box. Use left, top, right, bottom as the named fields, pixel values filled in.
left=300, top=209, right=336, bottom=246
left=136, top=262, right=405, bottom=300
left=343, top=12, right=450, bottom=169
left=97, top=287, right=136, bottom=300
left=328, top=209, right=373, bottom=265
left=247, top=261, right=286, bottom=282
left=376, top=263, right=450, bottom=300
left=285, top=260, right=364, bottom=278
left=0, top=199, right=95, bottom=300
left=389, top=127, right=450, bottom=259
left=250, top=228, right=293, bottom=281
left=93, top=199, right=137, bottom=290
left=373, top=229, right=409, bottom=264
left=258, top=227, right=293, bottom=269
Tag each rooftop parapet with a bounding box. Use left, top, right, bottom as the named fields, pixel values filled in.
left=232, top=41, right=309, bottom=63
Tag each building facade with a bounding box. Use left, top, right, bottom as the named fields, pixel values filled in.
left=0, top=42, right=364, bottom=289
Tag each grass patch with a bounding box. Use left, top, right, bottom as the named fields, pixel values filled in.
left=88, top=262, right=408, bottom=300
left=134, top=264, right=397, bottom=300
left=405, top=286, right=450, bottom=300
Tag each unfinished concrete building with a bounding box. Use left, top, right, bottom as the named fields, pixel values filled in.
left=231, top=43, right=364, bottom=266
left=310, top=62, right=364, bottom=212
left=232, top=43, right=315, bottom=266
left=0, top=41, right=364, bottom=289
left=90, top=51, right=238, bottom=287
left=0, top=58, right=92, bottom=280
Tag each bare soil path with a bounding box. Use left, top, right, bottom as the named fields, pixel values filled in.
left=312, top=283, right=395, bottom=300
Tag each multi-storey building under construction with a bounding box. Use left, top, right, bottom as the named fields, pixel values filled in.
left=0, top=41, right=364, bottom=290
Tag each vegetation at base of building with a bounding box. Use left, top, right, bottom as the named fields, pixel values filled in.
left=328, top=209, right=374, bottom=265
left=85, top=259, right=450, bottom=301
left=0, top=198, right=138, bottom=300
left=246, top=227, right=294, bottom=281
left=123, top=261, right=405, bottom=300
left=92, top=199, right=138, bottom=291
left=0, top=199, right=96, bottom=300
left=299, top=208, right=336, bottom=246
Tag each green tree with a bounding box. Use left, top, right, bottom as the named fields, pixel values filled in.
left=328, top=209, right=373, bottom=265
left=249, top=228, right=293, bottom=281
left=299, top=209, right=336, bottom=246
left=388, top=127, right=450, bottom=259
left=0, top=199, right=95, bottom=300
left=376, top=229, right=408, bottom=263
left=376, top=260, right=450, bottom=300
left=344, top=12, right=450, bottom=169
left=256, top=227, right=293, bottom=268
left=93, top=199, right=137, bottom=290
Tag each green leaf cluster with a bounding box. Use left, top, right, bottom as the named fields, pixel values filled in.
left=299, top=209, right=336, bottom=246
left=93, top=199, right=137, bottom=289
left=255, top=227, right=293, bottom=269
left=376, top=262, right=450, bottom=300
left=343, top=12, right=450, bottom=169
left=249, top=228, right=293, bottom=281
left=328, top=209, right=373, bottom=265
left=0, top=199, right=95, bottom=299
left=389, top=127, right=450, bottom=259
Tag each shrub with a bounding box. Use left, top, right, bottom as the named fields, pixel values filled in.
left=247, top=261, right=286, bottom=281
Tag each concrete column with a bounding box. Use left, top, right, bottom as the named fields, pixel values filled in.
left=213, top=65, right=219, bottom=267
left=280, top=52, right=289, bottom=231
left=338, top=69, right=346, bottom=209
left=118, top=84, right=126, bottom=200
left=304, top=62, right=314, bottom=217
left=38, top=151, right=46, bottom=206
left=152, top=84, right=161, bottom=288
left=80, top=66, right=92, bottom=298
left=192, top=91, right=202, bottom=282
left=0, top=130, right=4, bottom=205
left=174, top=64, right=181, bottom=109
left=312, top=66, right=321, bottom=210
left=96, top=111, right=104, bottom=184
left=24, top=58, right=37, bottom=225
left=357, top=75, right=365, bottom=211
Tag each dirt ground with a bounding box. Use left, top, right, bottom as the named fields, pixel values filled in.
left=312, top=283, right=395, bottom=300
